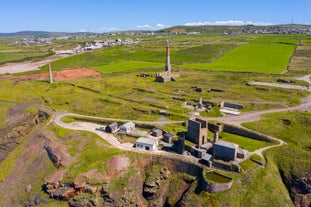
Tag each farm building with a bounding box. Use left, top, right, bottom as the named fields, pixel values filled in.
left=213, top=140, right=238, bottom=161
left=187, top=117, right=208, bottom=145
left=163, top=132, right=175, bottom=143
left=119, top=122, right=135, bottom=133
left=105, top=122, right=119, bottom=133
left=135, top=137, right=158, bottom=151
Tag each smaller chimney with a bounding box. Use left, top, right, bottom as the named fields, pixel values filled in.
left=213, top=131, right=219, bottom=143
left=48, top=64, right=53, bottom=84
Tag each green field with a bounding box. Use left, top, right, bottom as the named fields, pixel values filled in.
left=181, top=43, right=296, bottom=74
left=94, top=61, right=163, bottom=72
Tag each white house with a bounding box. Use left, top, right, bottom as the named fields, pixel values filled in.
left=119, top=122, right=135, bottom=133
left=135, top=137, right=158, bottom=151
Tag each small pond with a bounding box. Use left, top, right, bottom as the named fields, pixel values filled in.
left=205, top=171, right=232, bottom=183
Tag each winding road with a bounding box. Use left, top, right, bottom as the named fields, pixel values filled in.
left=51, top=74, right=311, bottom=163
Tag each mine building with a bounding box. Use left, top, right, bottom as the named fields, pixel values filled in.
left=135, top=137, right=158, bottom=151
left=213, top=140, right=238, bottom=161
left=163, top=132, right=175, bottom=143
left=151, top=128, right=163, bottom=137
left=186, top=117, right=208, bottom=145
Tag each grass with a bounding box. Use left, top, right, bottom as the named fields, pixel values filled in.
left=243, top=112, right=311, bottom=178
left=181, top=43, right=296, bottom=74
left=94, top=61, right=163, bottom=72
left=219, top=132, right=274, bottom=152
left=0, top=102, right=12, bottom=127
left=216, top=154, right=293, bottom=207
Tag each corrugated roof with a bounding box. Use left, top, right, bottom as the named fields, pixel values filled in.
left=136, top=137, right=158, bottom=145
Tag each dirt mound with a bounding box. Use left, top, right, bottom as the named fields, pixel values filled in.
left=1, top=68, right=101, bottom=81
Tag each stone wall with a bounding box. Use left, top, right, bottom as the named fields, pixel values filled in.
left=136, top=156, right=233, bottom=193
left=222, top=124, right=275, bottom=143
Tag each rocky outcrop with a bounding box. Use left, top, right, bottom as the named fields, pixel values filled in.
left=44, top=146, right=63, bottom=168
left=282, top=174, right=311, bottom=207
left=44, top=181, right=99, bottom=201
left=24, top=195, right=49, bottom=207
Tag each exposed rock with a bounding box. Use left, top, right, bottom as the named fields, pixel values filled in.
left=69, top=197, right=96, bottom=207
left=51, top=186, right=77, bottom=200
left=25, top=195, right=49, bottom=207
left=44, top=181, right=99, bottom=201
left=44, top=146, right=63, bottom=168
left=281, top=172, right=311, bottom=207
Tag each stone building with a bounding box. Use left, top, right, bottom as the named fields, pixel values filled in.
left=213, top=140, right=238, bottom=161
left=186, top=117, right=208, bottom=145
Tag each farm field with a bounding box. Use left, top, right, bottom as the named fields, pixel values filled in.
left=181, top=43, right=296, bottom=74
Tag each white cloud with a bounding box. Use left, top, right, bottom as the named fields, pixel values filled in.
left=156, top=23, right=166, bottom=28
left=78, top=29, right=87, bottom=32
left=136, top=24, right=152, bottom=29
left=184, top=20, right=273, bottom=26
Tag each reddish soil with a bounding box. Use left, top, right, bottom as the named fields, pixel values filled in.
left=1, top=68, right=101, bottom=81
left=108, top=156, right=130, bottom=177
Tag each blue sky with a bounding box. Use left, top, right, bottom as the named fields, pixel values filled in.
left=1, top=0, right=311, bottom=33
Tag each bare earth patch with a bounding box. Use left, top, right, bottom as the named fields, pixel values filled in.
left=108, top=156, right=130, bottom=177
left=1, top=68, right=101, bottom=81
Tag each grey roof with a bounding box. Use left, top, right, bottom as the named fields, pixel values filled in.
left=136, top=137, right=158, bottom=145
left=152, top=129, right=162, bottom=133
left=214, top=140, right=238, bottom=149
left=164, top=132, right=174, bottom=137
left=202, top=153, right=212, bottom=161
left=121, top=122, right=135, bottom=128
left=108, top=122, right=118, bottom=128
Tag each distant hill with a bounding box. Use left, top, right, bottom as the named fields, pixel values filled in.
left=157, top=24, right=311, bottom=34
left=0, top=31, right=96, bottom=38
left=0, top=24, right=310, bottom=38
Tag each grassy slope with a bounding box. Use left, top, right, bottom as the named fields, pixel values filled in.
left=182, top=43, right=296, bottom=74
left=243, top=112, right=311, bottom=178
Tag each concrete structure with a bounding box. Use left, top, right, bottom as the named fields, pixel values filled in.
left=190, top=146, right=206, bottom=158
left=135, top=137, right=158, bottom=151
left=105, top=122, right=119, bottom=133
left=151, top=129, right=162, bottom=137
left=119, top=122, right=135, bottom=133
left=213, top=140, right=238, bottom=161
left=201, top=153, right=213, bottom=167
left=48, top=64, right=53, bottom=83
left=187, top=118, right=208, bottom=145
left=163, top=132, right=175, bottom=143
left=155, top=46, right=174, bottom=83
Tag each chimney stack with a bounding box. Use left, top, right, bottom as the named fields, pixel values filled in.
left=164, top=46, right=171, bottom=72
left=48, top=64, right=53, bottom=84
left=213, top=131, right=219, bottom=143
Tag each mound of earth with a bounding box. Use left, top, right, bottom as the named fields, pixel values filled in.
left=1, top=68, right=101, bottom=81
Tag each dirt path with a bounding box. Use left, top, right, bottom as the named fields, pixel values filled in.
left=52, top=73, right=311, bottom=160
left=0, top=54, right=66, bottom=74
